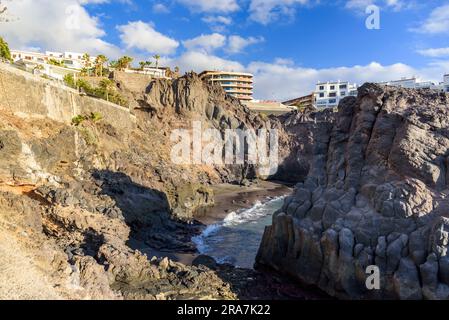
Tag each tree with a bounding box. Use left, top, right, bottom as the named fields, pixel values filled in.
left=99, top=78, right=115, bottom=102
left=139, top=61, right=146, bottom=70
left=109, top=60, right=119, bottom=69
left=153, top=54, right=161, bottom=69
left=48, top=58, right=65, bottom=67
left=95, top=54, right=108, bottom=77
left=82, top=53, right=91, bottom=68
left=82, top=53, right=92, bottom=76
left=117, top=56, right=133, bottom=71
left=0, top=36, right=11, bottom=62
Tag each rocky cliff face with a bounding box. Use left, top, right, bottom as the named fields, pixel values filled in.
left=257, top=84, right=449, bottom=299
left=0, top=68, right=276, bottom=299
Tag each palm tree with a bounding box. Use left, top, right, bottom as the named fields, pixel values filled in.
left=0, top=36, right=11, bottom=62
left=139, top=61, right=146, bottom=70
left=153, top=54, right=161, bottom=70
left=82, top=53, right=91, bottom=76
left=99, top=78, right=115, bottom=102
left=95, top=54, right=108, bottom=77
left=117, top=56, right=133, bottom=71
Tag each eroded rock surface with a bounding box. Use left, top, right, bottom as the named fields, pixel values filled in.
left=0, top=69, right=282, bottom=300
left=257, top=84, right=449, bottom=299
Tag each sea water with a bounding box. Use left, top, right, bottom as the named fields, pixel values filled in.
left=192, top=196, right=286, bottom=268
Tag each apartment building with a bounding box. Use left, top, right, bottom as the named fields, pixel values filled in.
left=11, top=50, right=96, bottom=70
left=199, top=70, right=254, bottom=101
left=314, top=81, right=358, bottom=109
left=283, top=93, right=316, bottom=110
left=379, top=76, right=447, bottom=91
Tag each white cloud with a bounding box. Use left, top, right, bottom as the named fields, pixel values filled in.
left=165, top=50, right=244, bottom=73
left=249, top=0, right=309, bottom=25
left=345, top=0, right=374, bottom=10
left=183, top=33, right=226, bottom=53
left=176, top=0, right=239, bottom=13
left=0, top=0, right=121, bottom=57
left=247, top=60, right=446, bottom=100
left=201, top=15, right=232, bottom=31
left=117, top=21, right=179, bottom=55
left=202, top=15, right=232, bottom=25
left=345, top=0, right=409, bottom=12
left=417, top=47, right=449, bottom=58
left=227, top=35, right=264, bottom=54
left=152, top=3, right=170, bottom=14
left=411, top=4, right=449, bottom=34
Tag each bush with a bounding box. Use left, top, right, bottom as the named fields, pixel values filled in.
left=72, top=115, right=86, bottom=126
left=90, top=112, right=103, bottom=122
left=64, top=74, right=76, bottom=88
left=79, top=127, right=98, bottom=146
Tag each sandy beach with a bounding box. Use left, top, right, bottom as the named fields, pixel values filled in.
left=132, top=181, right=293, bottom=265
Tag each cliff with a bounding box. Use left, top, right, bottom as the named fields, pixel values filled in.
left=257, top=84, right=449, bottom=299
left=0, top=63, right=276, bottom=299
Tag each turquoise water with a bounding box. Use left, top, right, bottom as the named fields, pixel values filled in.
left=192, top=196, right=285, bottom=269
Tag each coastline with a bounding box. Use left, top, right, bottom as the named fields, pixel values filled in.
left=132, top=180, right=293, bottom=266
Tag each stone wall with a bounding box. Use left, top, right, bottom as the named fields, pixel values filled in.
left=112, top=71, right=154, bottom=94
left=0, top=63, right=136, bottom=132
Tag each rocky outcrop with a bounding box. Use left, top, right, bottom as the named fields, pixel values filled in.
left=0, top=67, right=279, bottom=299
left=257, top=84, right=449, bottom=299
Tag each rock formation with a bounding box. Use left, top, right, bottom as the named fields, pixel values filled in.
left=257, top=83, right=449, bottom=299
left=0, top=65, right=277, bottom=299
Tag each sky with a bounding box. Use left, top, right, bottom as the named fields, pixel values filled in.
left=0, top=0, right=448, bottom=100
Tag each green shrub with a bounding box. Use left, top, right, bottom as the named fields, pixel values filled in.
left=90, top=112, right=103, bottom=122
left=79, top=127, right=98, bottom=146
left=71, top=115, right=86, bottom=126
left=63, top=74, right=76, bottom=88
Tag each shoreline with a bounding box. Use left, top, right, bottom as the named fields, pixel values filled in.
left=134, top=180, right=293, bottom=266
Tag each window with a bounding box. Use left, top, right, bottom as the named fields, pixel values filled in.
left=330, top=85, right=335, bottom=90
left=341, top=91, right=346, bottom=96
left=329, top=99, right=337, bottom=104
left=319, top=85, right=325, bottom=90
left=329, top=92, right=337, bottom=97
left=319, top=93, right=325, bottom=98
left=339, top=84, right=347, bottom=89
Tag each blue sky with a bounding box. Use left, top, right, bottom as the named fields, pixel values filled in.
left=1, top=0, right=449, bottom=100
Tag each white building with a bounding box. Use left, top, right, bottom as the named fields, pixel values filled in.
left=11, top=50, right=96, bottom=71
left=379, top=76, right=445, bottom=91
left=314, top=81, right=358, bottom=109
left=14, top=59, right=81, bottom=81
left=444, top=74, right=449, bottom=93
left=124, top=66, right=168, bottom=78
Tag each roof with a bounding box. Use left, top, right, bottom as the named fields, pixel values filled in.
left=199, top=70, right=253, bottom=77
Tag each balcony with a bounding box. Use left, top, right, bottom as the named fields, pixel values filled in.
left=213, top=77, right=252, bottom=83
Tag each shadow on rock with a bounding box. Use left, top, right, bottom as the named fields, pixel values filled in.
left=91, top=170, right=199, bottom=254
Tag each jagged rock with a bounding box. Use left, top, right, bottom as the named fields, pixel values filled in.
left=257, top=84, right=449, bottom=299
left=393, top=258, right=422, bottom=300
left=0, top=68, right=277, bottom=300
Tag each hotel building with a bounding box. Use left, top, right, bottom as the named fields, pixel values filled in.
left=314, top=81, right=358, bottom=109
left=199, top=71, right=254, bottom=101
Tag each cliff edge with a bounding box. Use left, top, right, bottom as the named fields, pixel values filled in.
left=257, top=84, right=449, bottom=299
